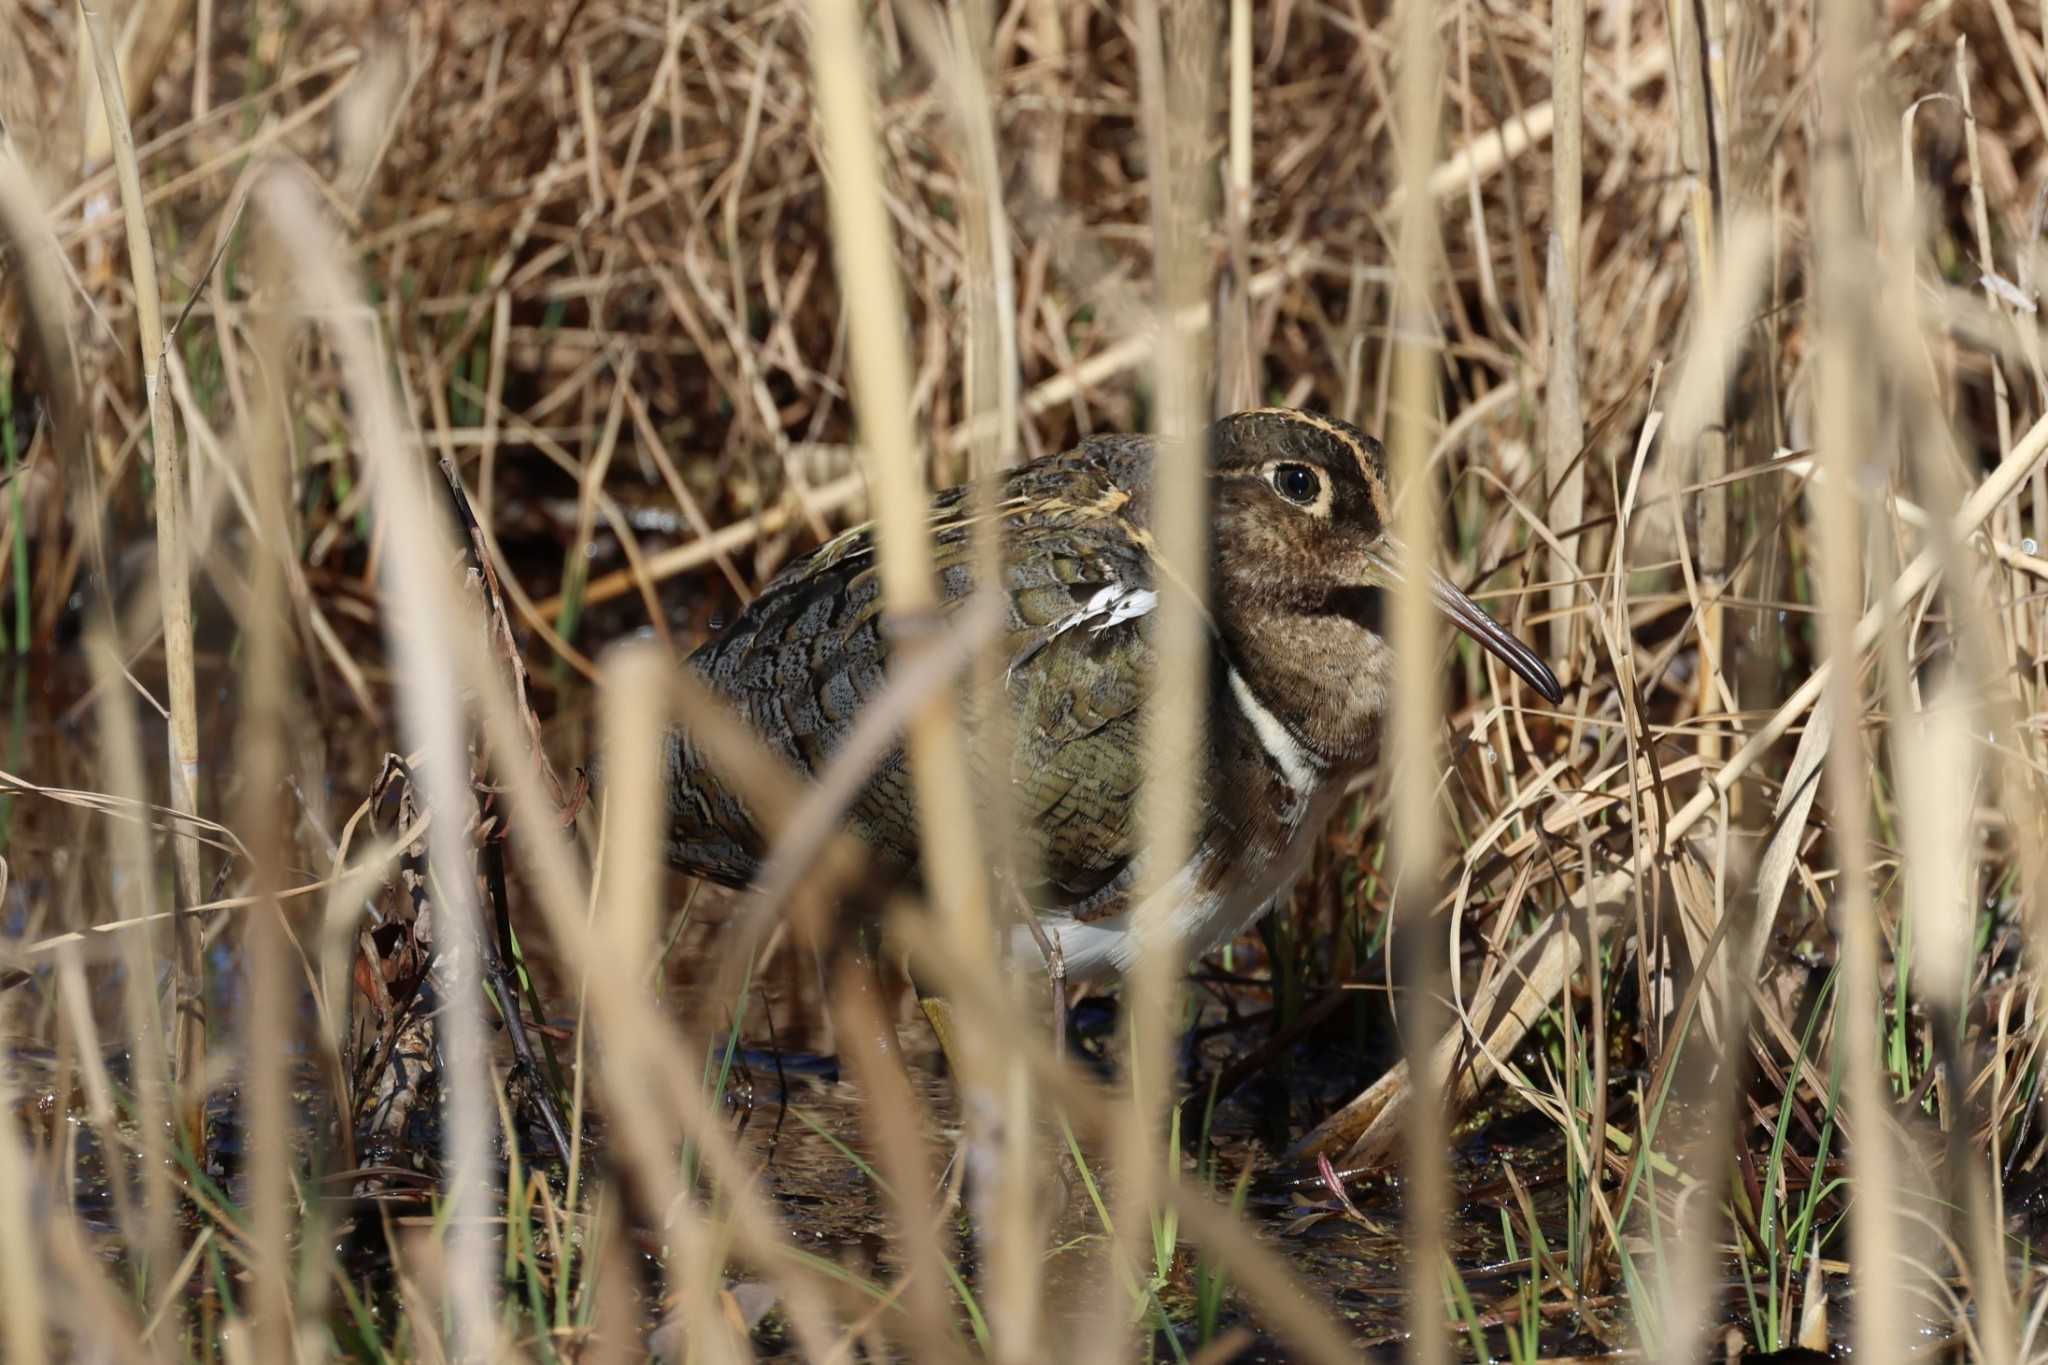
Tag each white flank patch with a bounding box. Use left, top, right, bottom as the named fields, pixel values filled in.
left=1006, top=915, right=1135, bottom=983
left=1227, top=665, right=1321, bottom=793
left=1006, top=786, right=1341, bottom=984
left=1008, top=860, right=1213, bottom=983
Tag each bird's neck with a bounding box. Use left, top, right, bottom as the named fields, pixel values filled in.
left=1217, top=610, right=1389, bottom=778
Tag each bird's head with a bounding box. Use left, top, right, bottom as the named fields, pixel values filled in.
left=1202, top=407, right=1562, bottom=762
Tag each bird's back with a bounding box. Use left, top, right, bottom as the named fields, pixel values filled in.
left=660, top=435, right=1176, bottom=916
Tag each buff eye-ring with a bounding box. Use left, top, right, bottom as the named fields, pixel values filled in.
left=1271, top=462, right=1322, bottom=506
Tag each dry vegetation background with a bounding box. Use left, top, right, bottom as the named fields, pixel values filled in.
left=4, top=0, right=2048, bottom=1361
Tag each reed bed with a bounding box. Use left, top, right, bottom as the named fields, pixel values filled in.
left=2, top=0, right=2047, bottom=1360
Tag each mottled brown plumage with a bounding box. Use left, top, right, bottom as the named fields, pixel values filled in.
left=656, top=408, right=1561, bottom=980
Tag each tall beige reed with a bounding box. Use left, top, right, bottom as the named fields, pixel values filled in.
left=1390, top=1, right=1450, bottom=1363
left=1814, top=1, right=1902, bottom=1360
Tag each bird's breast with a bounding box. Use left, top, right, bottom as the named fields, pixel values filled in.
left=1007, top=783, right=1341, bottom=983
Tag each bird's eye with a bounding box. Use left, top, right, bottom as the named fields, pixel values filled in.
left=1270, top=463, right=1322, bottom=506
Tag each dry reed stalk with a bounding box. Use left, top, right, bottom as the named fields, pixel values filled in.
left=804, top=7, right=1006, bottom=1352
left=832, top=963, right=968, bottom=1362
left=1649, top=209, right=1771, bottom=1007
left=939, top=12, right=1042, bottom=1335
left=367, top=504, right=857, bottom=1359
left=0, top=151, right=91, bottom=589
left=895, top=916, right=1358, bottom=1365
left=255, top=170, right=501, bottom=1359
left=1543, top=8, right=1595, bottom=1290
left=1987, top=0, right=2048, bottom=164
left=806, top=0, right=995, bottom=1005
left=1668, top=0, right=1733, bottom=795
left=1959, top=43, right=2015, bottom=476
left=1950, top=41, right=2048, bottom=1014
left=1224, top=0, right=1254, bottom=400
left=898, top=4, right=1044, bottom=1353
left=594, top=644, right=749, bottom=1365
left=237, top=207, right=298, bottom=1363
left=84, top=626, right=176, bottom=1301
left=1899, top=676, right=2008, bottom=1361
left=1876, top=57, right=2029, bottom=1362
left=79, top=0, right=208, bottom=1156
left=1388, top=1, right=1448, bottom=1362
left=1814, top=2, right=1901, bottom=1359
left=41, top=1190, right=153, bottom=1365
left=934, top=0, right=1021, bottom=485
left=0, top=990, right=45, bottom=1365
left=1548, top=0, right=1586, bottom=671
left=482, top=667, right=848, bottom=1358
left=1643, top=213, right=1776, bottom=1365
left=76, top=0, right=195, bottom=169
left=1086, top=0, right=1213, bottom=1355
left=1941, top=42, right=2039, bottom=769
left=1022, top=0, right=1064, bottom=201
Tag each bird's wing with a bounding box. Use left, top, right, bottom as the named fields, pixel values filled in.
left=666, top=442, right=1164, bottom=912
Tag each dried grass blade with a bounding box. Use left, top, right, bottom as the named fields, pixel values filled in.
left=255, top=167, right=502, bottom=1358
left=79, top=0, right=209, bottom=1154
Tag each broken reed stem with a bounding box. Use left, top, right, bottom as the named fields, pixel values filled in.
left=1389, top=0, right=1448, bottom=1363
left=79, top=0, right=208, bottom=1157
left=1814, top=2, right=1901, bottom=1360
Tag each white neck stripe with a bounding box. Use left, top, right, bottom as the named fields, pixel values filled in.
left=1226, top=665, right=1321, bottom=793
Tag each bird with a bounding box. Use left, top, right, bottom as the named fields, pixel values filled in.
left=649, top=407, right=1562, bottom=989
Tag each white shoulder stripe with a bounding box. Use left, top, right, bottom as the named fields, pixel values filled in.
left=1008, top=583, right=1159, bottom=685
left=1226, top=665, right=1321, bottom=793
left=1091, top=586, right=1157, bottom=632
left=1050, top=583, right=1157, bottom=641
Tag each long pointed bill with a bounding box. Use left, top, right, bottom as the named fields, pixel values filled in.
left=1367, top=541, right=1563, bottom=703
left=1427, top=570, right=1564, bottom=704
